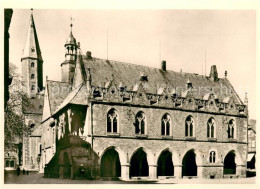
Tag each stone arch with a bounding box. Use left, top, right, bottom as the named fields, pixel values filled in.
left=156, top=148, right=178, bottom=176
left=223, top=150, right=243, bottom=166
left=182, top=149, right=198, bottom=177
left=156, top=148, right=180, bottom=166
left=100, top=148, right=121, bottom=177
left=129, top=147, right=151, bottom=177
left=182, top=148, right=203, bottom=165
left=223, top=150, right=236, bottom=174
left=99, top=146, right=127, bottom=165
left=129, top=147, right=154, bottom=165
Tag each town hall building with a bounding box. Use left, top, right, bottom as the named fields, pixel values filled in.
left=21, top=11, right=249, bottom=180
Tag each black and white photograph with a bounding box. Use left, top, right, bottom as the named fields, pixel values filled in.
left=2, top=0, right=258, bottom=186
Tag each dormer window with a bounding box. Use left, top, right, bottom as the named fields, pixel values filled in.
left=186, top=78, right=192, bottom=89
left=93, top=88, right=101, bottom=97
left=119, top=82, right=126, bottom=92
left=140, top=73, right=148, bottom=82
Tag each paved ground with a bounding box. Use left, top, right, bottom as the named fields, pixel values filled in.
left=4, top=171, right=256, bottom=184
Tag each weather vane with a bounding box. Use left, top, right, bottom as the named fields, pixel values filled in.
left=70, top=16, right=75, bottom=32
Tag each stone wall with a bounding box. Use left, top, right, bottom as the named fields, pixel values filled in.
left=88, top=103, right=247, bottom=179
left=23, top=114, right=42, bottom=170
left=91, top=103, right=247, bottom=142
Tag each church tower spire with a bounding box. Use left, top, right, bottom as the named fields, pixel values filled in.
left=21, top=9, right=43, bottom=97
left=61, top=17, right=78, bottom=83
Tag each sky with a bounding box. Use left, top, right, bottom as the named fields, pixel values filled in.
left=9, top=9, right=256, bottom=119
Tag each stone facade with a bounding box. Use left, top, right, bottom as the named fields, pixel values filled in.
left=19, top=11, right=249, bottom=180
left=4, top=144, right=20, bottom=170
left=247, top=119, right=256, bottom=170
left=20, top=12, right=44, bottom=171
left=22, top=112, right=43, bottom=170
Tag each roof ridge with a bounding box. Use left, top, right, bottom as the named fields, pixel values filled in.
left=46, top=79, right=71, bottom=84
left=85, top=56, right=225, bottom=79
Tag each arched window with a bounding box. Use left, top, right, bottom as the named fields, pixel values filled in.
left=161, top=114, right=171, bottom=136
left=207, top=117, right=215, bottom=138
left=185, top=116, right=194, bottom=137
left=209, top=151, right=216, bottom=163
left=31, top=74, right=35, bottom=79
left=228, top=119, right=235, bottom=139
left=107, top=109, right=118, bottom=133
left=10, top=160, right=14, bottom=167
left=31, top=62, right=35, bottom=67
left=6, top=160, right=10, bottom=167
left=31, top=85, right=35, bottom=91
left=135, top=111, right=145, bottom=134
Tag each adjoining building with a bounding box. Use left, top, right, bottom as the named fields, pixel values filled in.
left=20, top=10, right=44, bottom=171
left=21, top=11, right=249, bottom=179
left=247, top=119, right=256, bottom=170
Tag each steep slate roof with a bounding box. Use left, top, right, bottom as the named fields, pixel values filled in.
left=83, top=56, right=242, bottom=104
left=23, top=94, right=44, bottom=114
left=53, top=84, right=83, bottom=114
left=22, top=13, right=42, bottom=61
left=46, top=80, right=72, bottom=114
left=51, top=55, right=243, bottom=116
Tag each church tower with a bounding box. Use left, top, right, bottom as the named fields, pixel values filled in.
left=21, top=9, right=43, bottom=97
left=61, top=20, right=78, bottom=83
